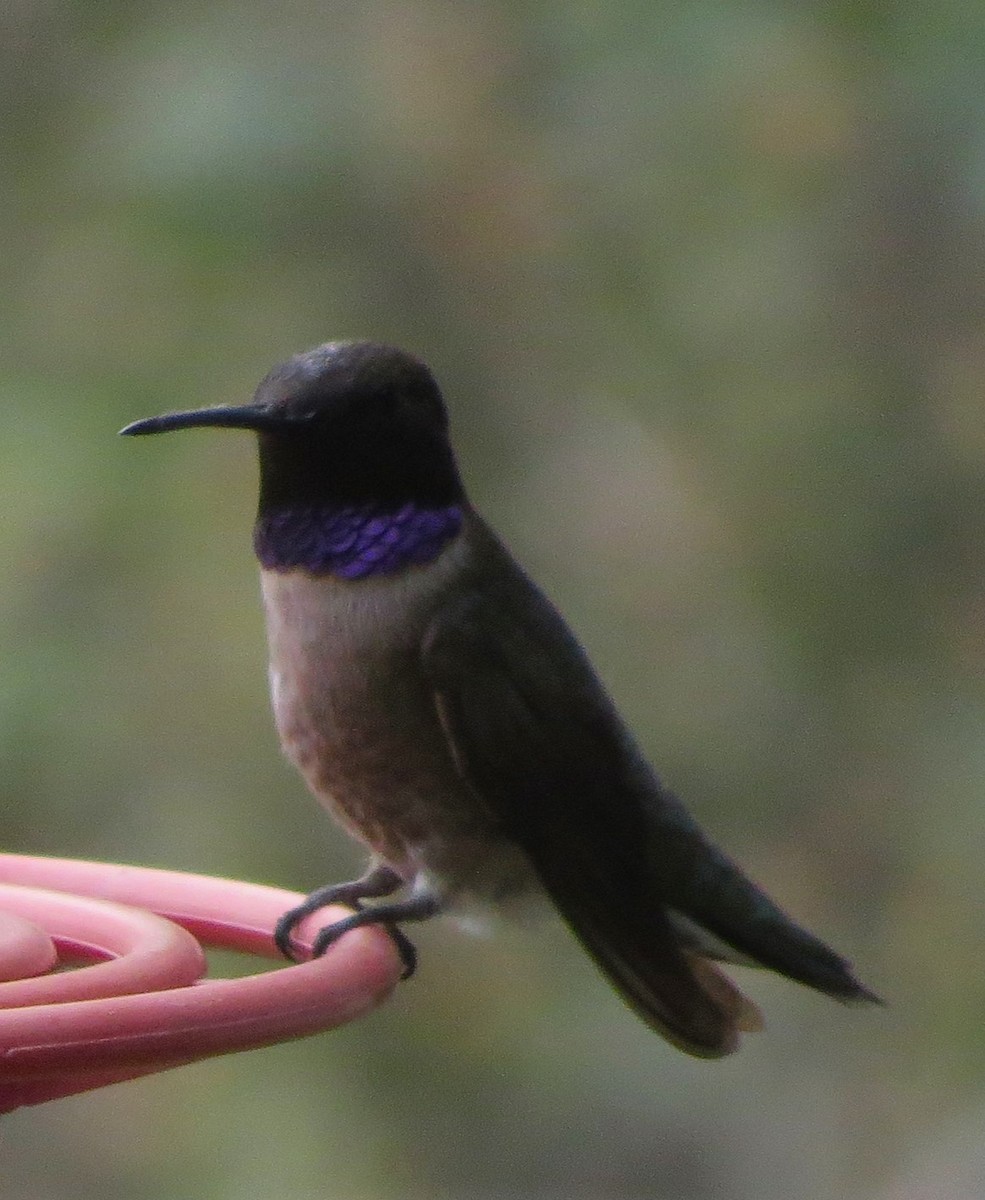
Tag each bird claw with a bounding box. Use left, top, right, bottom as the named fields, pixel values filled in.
left=273, top=903, right=310, bottom=962
left=309, top=913, right=418, bottom=979
left=273, top=865, right=405, bottom=962
left=275, top=873, right=436, bottom=978
left=385, top=924, right=418, bottom=979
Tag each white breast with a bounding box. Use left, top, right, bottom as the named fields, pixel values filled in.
left=257, top=542, right=538, bottom=909
left=260, top=535, right=470, bottom=691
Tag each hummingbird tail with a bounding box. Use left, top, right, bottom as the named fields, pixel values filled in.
left=653, top=797, right=881, bottom=1005
left=676, top=896, right=881, bottom=1005
left=546, top=869, right=761, bottom=1058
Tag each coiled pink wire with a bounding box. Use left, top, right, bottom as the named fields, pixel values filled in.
left=0, top=854, right=403, bottom=1112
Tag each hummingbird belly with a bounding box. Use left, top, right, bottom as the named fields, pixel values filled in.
left=260, top=564, right=534, bottom=905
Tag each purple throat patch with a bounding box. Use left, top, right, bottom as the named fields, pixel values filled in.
left=254, top=503, right=463, bottom=578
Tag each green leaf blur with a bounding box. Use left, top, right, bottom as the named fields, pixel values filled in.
left=1, top=3, right=979, bottom=1197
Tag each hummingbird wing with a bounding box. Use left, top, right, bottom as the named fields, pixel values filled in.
left=422, top=543, right=878, bottom=1054
left=422, top=583, right=763, bottom=1057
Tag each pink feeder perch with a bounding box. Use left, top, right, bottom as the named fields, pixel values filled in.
left=0, top=854, right=403, bottom=1112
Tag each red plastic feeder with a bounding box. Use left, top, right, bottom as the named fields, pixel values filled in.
left=0, top=854, right=403, bottom=1112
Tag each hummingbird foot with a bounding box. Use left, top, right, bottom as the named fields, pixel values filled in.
left=273, top=863, right=404, bottom=962
left=381, top=923, right=418, bottom=979
left=309, top=892, right=442, bottom=980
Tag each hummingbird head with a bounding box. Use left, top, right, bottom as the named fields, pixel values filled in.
left=122, top=342, right=467, bottom=577
left=121, top=341, right=465, bottom=512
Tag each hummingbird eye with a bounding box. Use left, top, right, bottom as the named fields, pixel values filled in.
left=368, top=386, right=426, bottom=425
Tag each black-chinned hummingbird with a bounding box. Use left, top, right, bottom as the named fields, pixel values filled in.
left=122, top=341, right=878, bottom=1056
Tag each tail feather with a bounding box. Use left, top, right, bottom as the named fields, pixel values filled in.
left=538, top=783, right=879, bottom=1055
left=687, top=954, right=764, bottom=1036
left=541, top=860, right=754, bottom=1058
left=651, top=793, right=881, bottom=1004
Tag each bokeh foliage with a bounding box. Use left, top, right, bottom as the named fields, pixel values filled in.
left=2, top=2, right=984, bottom=1197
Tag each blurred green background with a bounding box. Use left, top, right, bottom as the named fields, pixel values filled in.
left=2, top=2, right=983, bottom=1197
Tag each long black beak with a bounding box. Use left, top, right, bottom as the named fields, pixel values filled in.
left=119, top=405, right=306, bottom=437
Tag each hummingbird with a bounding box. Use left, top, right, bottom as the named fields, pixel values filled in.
left=121, top=340, right=878, bottom=1057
